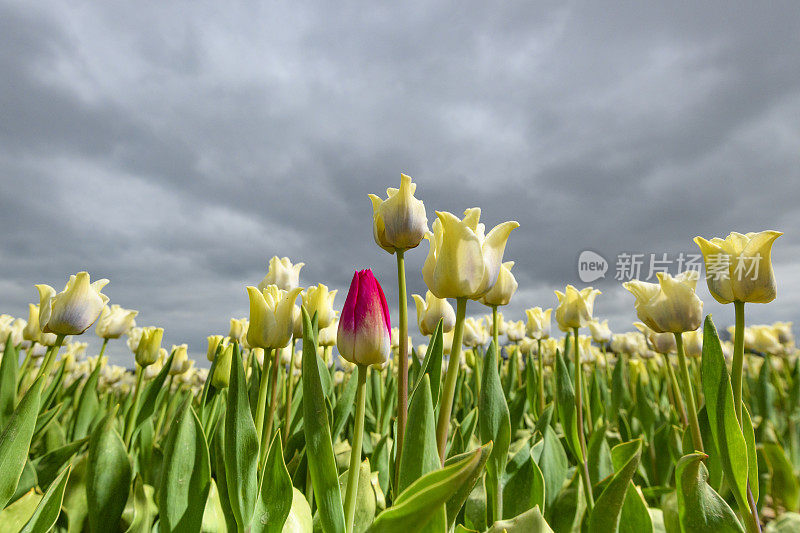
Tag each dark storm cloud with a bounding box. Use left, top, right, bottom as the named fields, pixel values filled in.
left=1, top=0, right=799, bottom=365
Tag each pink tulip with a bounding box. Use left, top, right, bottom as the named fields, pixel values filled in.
left=337, top=269, right=391, bottom=366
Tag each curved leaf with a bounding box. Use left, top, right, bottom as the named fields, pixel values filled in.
left=0, top=376, right=44, bottom=509
left=252, top=433, right=293, bottom=533
left=20, top=464, right=71, bottom=533
left=86, top=411, right=132, bottom=533
left=587, top=439, right=642, bottom=533
left=675, top=452, right=744, bottom=532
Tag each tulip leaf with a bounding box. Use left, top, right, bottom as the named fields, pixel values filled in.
left=676, top=452, right=744, bottom=532
left=411, top=320, right=444, bottom=406
left=534, top=425, right=569, bottom=512
left=486, top=505, right=553, bottom=533
left=225, top=341, right=259, bottom=531
left=554, top=350, right=582, bottom=462
left=0, top=376, right=44, bottom=509
left=301, top=306, right=345, bottom=533
left=502, top=439, right=545, bottom=518
left=367, top=443, right=492, bottom=533
left=443, top=446, right=493, bottom=528
left=252, top=433, right=293, bottom=533
left=399, top=374, right=441, bottom=494
left=700, top=316, right=751, bottom=515
left=134, top=349, right=176, bottom=431
left=284, top=487, right=314, bottom=533
left=31, top=436, right=88, bottom=489
left=762, top=441, right=800, bottom=513
left=331, top=370, right=359, bottom=444
left=86, top=411, right=132, bottom=533
left=159, top=399, right=211, bottom=532
left=125, top=475, right=156, bottom=533
left=20, top=463, right=71, bottom=533
left=0, top=336, right=18, bottom=430
left=587, top=439, right=642, bottom=533
left=71, top=363, right=102, bottom=441
left=479, top=342, right=511, bottom=523
left=0, top=489, right=42, bottom=531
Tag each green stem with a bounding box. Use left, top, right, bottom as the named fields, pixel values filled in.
left=537, top=338, right=545, bottom=414
left=674, top=333, right=704, bottom=452
left=492, top=305, right=499, bottom=353
left=344, top=364, right=368, bottom=533
left=733, top=300, right=745, bottom=425
left=35, top=334, right=66, bottom=381
left=394, top=250, right=409, bottom=496
left=573, top=327, right=594, bottom=511
left=283, top=338, right=297, bottom=444
left=260, top=347, right=281, bottom=468
left=663, top=353, right=688, bottom=426
left=254, top=348, right=271, bottom=443
left=436, top=297, right=467, bottom=463
left=98, top=338, right=109, bottom=359
left=124, top=366, right=145, bottom=446
left=155, top=375, right=173, bottom=436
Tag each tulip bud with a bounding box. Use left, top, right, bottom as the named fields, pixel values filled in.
left=694, top=230, right=782, bottom=304
left=462, top=317, right=488, bottom=348
left=212, top=344, right=233, bottom=388
left=412, top=291, right=456, bottom=336
left=368, top=173, right=428, bottom=253
left=318, top=318, right=338, bottom=347
left=257, top=256, right=304, bottom=292
left=479, top=261, right=518, bottom=307
left=247, top=285, right=303, bottom=349
left=588, top=319, right=612, bottom=344
left=95, top=304, right=138, bottom=339
left=36, top=272, right=110, bottom=335
left=683, top=329, right=703, bottom=358
left=336, top=269, right=391, bottom=367
left=506, top=320, right=526, bottom=342
left=554, top=285, right=601, bottom=330
left=135, top=327, right=163, bottom=367
left=422, top=208, right=519, bottom=299
left=525, top=307, right=552, bottom=340
left=228, top=318, right=247, bottom=343
left=207, top=335, right=225, bottom=362
left=634, top=322, right=676, bottom=354
left=624, top=271, right=703, bottom=334
left=302, top=284, right=338, bottom=329
left=169, top=344, right=190, bottom=375
left=23, top=304, right=42, bottom=344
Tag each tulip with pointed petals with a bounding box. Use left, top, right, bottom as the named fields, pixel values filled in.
left=624, top=271, right=703, bottom=334
left=368, top=173, right=428, bottom=253
left=228, top=317, right=247, bottom=343
left=480, top=261, right=518, bottom=307
left=554, top=285, right=601, bottom=330
left=337, top=270, right=392, bottom=367
left=525, top=307, right=552, bottom=340
left=258, top=256, right=304, bottom=292
left=36, top=272, right=109, bottom=335
left=247, top=285, right=303, bottom=349
left=95, top=305, right=138, bottom=339
left=135, top=327, right=163, bottom=367
left=206, top=335, right=226, bottom=362
left=302, top=284, right=338, bottom=329
left=588, top=319, right=612, bottom=344
left=422, top=208, right=519, bottom=300
left=412, top=291, right=456, bottom=336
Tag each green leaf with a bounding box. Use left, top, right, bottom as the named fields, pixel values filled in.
left=331, top=371, right=359, bottom=444
left=675, top=452, right=744, bottom=532
left=125, top=475, right=156, bottom=533
left=486, top=505, right=553, bottom=532
left=554, top=350, right=581, bottom=462
left=410, top=320, right=444, bottom=406
left=0, top=336, right=18, bottom=430
left=225, top=341, right=260, bottom=531
left=479, top=342, right=511, bottom=523
left=159, top=400, right=211, bottom=532
left=700, top=316, right=751, bottom=515
left=765, top=513, right=800, bottom=532
left=0, top=489, right=41, bottom=531
left=587, top=439, right=642, bottom=533
left=86, top=411, right=132, bottom=533
left=20, top=463, right=71, bottom=533
left=333, top=460, right=376, bottom=533
left=762, top=441, right=800, bottom=513
left=252, top=433, right=293, bottom=533
left=31, top=437, right=88, bottom=489
left=301, top=307, right=345, bottom=533
left=399, top=374, right=441, bottom=494
left=502, top=439, right=545, bottom=518
left=134, top=349, right=176, bottom=431
left=0, top=376, right=44, bottom=509
left=367, top=443, right=492, bottom=533
left=71, top=362, right=102, bottom=441
left=444, top=446, right=493, bottom=529
left=587, top=424, right=614, bottom=486
left=283, top=488, right=313, bottom=533
left=534, top=425, right=569, bottom=511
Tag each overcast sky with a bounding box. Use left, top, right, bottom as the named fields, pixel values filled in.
left=2, top=1, right=799, bottom=367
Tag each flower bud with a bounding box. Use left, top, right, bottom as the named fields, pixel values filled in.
left=480, top=261, right=518, bottom=307
left=506, top=320, right=526, bottom=342
left=228, top=318, right=248, bottom=343
left=336, top=270, right=391, bottom=367
left=135, top=327, right=163, bottom=367
left=36, top=272, right=109, bottom=335
left=95, top=304, right=138, bottom=339
left=525, top=307, right=552, bottom=340
left=554, top=285, right=600, bottom=330
left=412, top=291, right=455, bottom=336
left=169, top=344, right=190, bottom=375
left=368, top=174, right=428, bottom=253
left=23, top=304, right=42, bottom=344
left=624, top=271, right=703, bottom=334
left=318, top=318, right=338, bottom=347
left=634, top=322, right=675, bottom=354
left=247, top=285, right=303, bottom=349
left=694, top=230, right=782, bottom=304
left=207, top=335, right=225, bottom=362
left=302, top=284, right=338, bottom=329
left=258, top=256, right=304, bottom=292
left=212, top=343, right=233, bottom=388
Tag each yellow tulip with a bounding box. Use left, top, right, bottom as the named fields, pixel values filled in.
left=23, top=304, right=42, bottom=344
left=683, top=329, right=703, bottom=358
left=1, top=317, right=26, bottom=347
left=634, top=322, right=675, bottom=354
left=318, top=318, right=338, bottom=347
left=462, top=317, right=489, bottom=348
left=773, top=321, right=794, bottom=348
left=412, top=291, right=456, bottom=336
left=95, top=304, right=138, bottom=339
left=368, top=173, right=428, bottom=253
left=588, top=319, right=612, bottom=344
left=748, top=325, right=782, bottom=354
left=36, top=272, right=109, bottom=335
left=228, top=318, right=248, bottom=343
left=302, top=284, right=338, bottom=329
left=506, top=320, right=526, bottom=342
left=169, top=344, right=190, bottom=375
left=207, top=335, right=226, bottom=362
left=554, top=285, right=601, bottom=330
left=480, top=261, right=518, bottom=307
left=247, top=285, right=303, bottom=349
left=525, top=307, right=552, bottom=340
left=258, top=256, right=304, bottom=292
left=694, top=230, right=782, bottom=304
left=422, top=208, right=519, bottom=299
left=135, top=327, right=163, bottom=367
left=623, top=271, right=703, bottom=334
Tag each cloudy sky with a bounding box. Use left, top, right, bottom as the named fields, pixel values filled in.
left=2, top=1, right=799, bottom=366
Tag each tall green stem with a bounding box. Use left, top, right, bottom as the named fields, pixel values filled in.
left=537, top=338, right=545, bottom=414
left=573, top=327, right=594, bottom=511
left=662, top=353, right=687, bottom=425
left=35, top=334, right=66, bottom=381
left=394, top=250, right=409, bottom=495
left=492, top=305, right=499, bottom=353
left=732, top=301, right=746, bottom=425
left=344, top=364, right=368, bottom=533
left=436, top=297, right=467, bottom=463
left=283, top=338, right=297, bottom=444
left=98, top=338, right=109, bottom=359
left=254, top=348, right=271, bottom=448
left=124, top=366, right=145, bottom=446
left=261, top=347, right=282, bottom=468
left=674, top=333, right=703, bottom=452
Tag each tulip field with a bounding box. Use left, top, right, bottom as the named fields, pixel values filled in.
left=1, top=174, right=798, bottom=533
